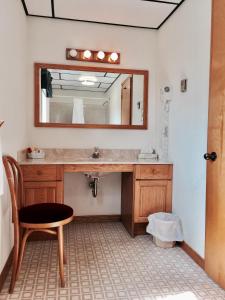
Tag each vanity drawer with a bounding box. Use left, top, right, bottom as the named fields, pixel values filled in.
left=135, top=165, right=172, bottom=180
left=22, top=165, right=62, bottom=182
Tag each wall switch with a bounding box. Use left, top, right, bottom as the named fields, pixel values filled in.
left=181, top=79, right=188, bottom=92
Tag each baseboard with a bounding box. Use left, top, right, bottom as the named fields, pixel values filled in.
left=73, top=215, right=121, bottom=223
left=0, top=248, right=13, bottom=292
left=180, top=241, right=205, bottom=269
left=133, top=222, right=148, bottom=236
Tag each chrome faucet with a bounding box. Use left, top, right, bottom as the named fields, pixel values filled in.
left=92, top=147, right=100, bottom=159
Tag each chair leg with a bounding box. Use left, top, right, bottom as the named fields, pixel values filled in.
left=57, top=226, right=65, bottom=287
left=63, top=252, right=67, bottom=265
left=15, top=229, right=31, bottom=281
left=9, top=226, right=20, bottom=294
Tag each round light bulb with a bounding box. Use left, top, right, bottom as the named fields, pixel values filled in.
left=97, top=51, right=105, bottom=60
left=110, top=52, right=119, bottom=62
left=83, top=50, right=92, bottom=59
left=69, top=49, right=77, bottom=58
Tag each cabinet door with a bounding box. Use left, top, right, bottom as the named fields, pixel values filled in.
left=23, top=181, right=63, bottom=207
left=134, top=180, right=172, bottom=223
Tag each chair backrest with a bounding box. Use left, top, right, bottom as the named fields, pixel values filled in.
left=2, top=155, right=24, bottom=224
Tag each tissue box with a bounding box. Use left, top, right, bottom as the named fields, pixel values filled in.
left=138, top=153, right=158, bottom=160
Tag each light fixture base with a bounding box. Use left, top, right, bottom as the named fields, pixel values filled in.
left=66, top=48, right=120, bottom=64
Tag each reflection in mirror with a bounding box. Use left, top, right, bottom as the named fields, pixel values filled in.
left=36, top=64, right=148, bottom=129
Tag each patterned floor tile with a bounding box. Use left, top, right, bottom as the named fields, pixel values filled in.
left=1, top=222, right=225, bottom=299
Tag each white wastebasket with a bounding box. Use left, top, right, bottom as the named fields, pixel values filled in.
left=146, top=212, right=183, bottom=248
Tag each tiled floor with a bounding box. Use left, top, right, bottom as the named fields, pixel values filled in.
left=1, top=222, right=225, bottom=300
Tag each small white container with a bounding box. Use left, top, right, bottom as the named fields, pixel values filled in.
left=27, top=150, right=45, bottom=159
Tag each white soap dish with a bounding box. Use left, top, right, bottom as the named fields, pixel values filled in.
left=27, top=150, right=45, bottom=159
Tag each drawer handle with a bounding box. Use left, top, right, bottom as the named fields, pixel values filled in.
left=36, top=170, right=43, bottom=176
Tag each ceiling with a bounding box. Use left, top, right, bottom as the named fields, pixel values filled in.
left=49, top=69, right=121, bottom=93
left=21, top=0, right=186, bottom=30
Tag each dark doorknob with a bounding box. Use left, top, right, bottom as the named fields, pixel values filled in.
left=204, top=152, right=217, bottom=161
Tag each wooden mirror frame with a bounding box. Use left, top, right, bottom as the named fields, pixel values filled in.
left=34, top=63, right=149, bottom=129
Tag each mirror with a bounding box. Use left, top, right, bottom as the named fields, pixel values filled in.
left=35, top=63, right=148, bottom=129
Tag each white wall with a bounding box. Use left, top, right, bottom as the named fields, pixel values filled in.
left=50, top=90, right=109, bottom=124
left=26, top=19, right=157, bottom=216
left=0, top=0, right=28, bottom=272
left=0, top=0, right=211, bottom=266
left=157, top=0, right=212, bottom=257
left=132, top=75, right=144, bottom=125
left=26, top=6, right=212, bottom=247
left=27, top=18, right=157, bottom=150
left=65, top=173, right=121, bottom=216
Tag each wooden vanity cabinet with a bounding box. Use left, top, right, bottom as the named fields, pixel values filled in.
left=21, top=165, right=64, bottom=207
left=121, top=164, right=173, bottom=236
left=21, top=163, right=172, bottom=237
left=134, top=180, right=172, bottom=223
left=133, top=164, right=172, bottom=236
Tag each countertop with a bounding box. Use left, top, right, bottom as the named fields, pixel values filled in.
left=19, top=158, right=172, bottom=165
left=18, top=148, right=172, bottom=165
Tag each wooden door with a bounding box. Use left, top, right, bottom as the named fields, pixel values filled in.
left=134, top=180, right=172, bottom=223
left=121, top=76, right=132, bottom=125
left=205, top=0, right=225, bottom=289
left=23, top=181, right=63, bottom=206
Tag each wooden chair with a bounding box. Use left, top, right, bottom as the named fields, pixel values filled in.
left=2, top=155, right=74, bottom=293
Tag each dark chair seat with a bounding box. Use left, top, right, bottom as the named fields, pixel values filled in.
left=19, top=203, right=74, bottom=224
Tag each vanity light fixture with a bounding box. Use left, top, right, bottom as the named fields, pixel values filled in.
left=69, top=49, right=78, bottom=58
left=97, top=51, right=105, bottom=60
left=83, top=50, right=92, bottom=59
left=66, top=48, right=120, bottom=64
left=109, top=52, right=119, bottom=62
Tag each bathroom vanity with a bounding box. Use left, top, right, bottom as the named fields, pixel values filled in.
left=19, top=62, right=172, bottom=237
left=19, top=150, right=173, bottom=237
